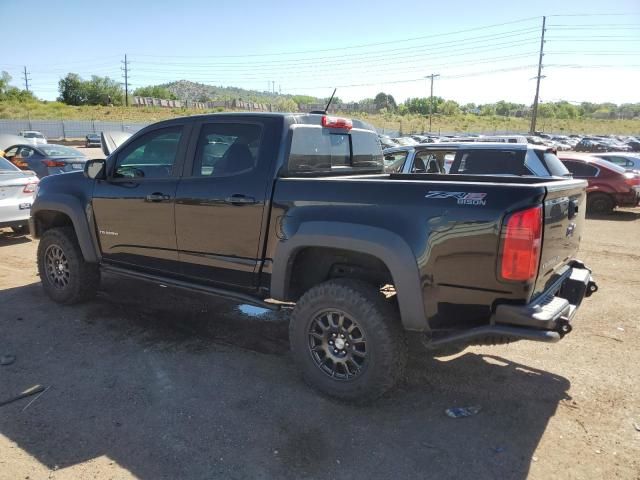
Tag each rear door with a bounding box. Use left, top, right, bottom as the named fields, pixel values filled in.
left=532, top=180, right=587, bottom=298
left=92, top=123, right=189, bottom=275
left=174, top=117, right=280, bottom=289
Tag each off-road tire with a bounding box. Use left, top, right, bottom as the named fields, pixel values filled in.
left=587, top=193, right=614, bottom=215
left=289, top=279, right=407, bottom=402
left=37, top=227, right=100, bottom=304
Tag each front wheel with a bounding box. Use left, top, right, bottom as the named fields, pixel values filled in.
left=37, top=227, right=100, bottom=304
left=289, top=279, right=407, bottom=402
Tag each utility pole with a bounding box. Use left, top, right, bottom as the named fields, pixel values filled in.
left=425, top=73, right=440, bottom=132
left=22, top=66, right=31, bottom=92
left=530, top=16, right=546, bottom=134
left=121, top=54, right=130, bottom=107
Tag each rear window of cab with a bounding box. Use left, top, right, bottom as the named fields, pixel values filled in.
left=286, top=125, right=383, bottom=175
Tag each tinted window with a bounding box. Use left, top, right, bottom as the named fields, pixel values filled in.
left=114, top=127, right=182, bottom=179
left=288, top=126, right=382, bottom=174
left=452, top=150, right=528, bottom=175
left=538, top=151, right=569, bottom=176
left=0, top=157, right=19, bottom=172
left=562, top=160, right=598, bottom=177
left=193, top=123, right=262, bottom=177
left=413, top=151, right=447, bottom=173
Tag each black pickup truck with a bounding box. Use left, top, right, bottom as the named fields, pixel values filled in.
left=30, top=113, right=597, bottom=401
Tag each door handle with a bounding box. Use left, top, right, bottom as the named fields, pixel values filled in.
left=145, top=192, right=170, bottom=202
left=224, top=194, right=257, bottom=205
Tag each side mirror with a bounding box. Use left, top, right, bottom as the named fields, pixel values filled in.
left=84, top=159, right=106, bottom=180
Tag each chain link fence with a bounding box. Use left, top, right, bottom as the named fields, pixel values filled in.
left=0, top=120, right=149, bottom=140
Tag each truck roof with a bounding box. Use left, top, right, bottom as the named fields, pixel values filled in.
left=156, top=112, right=377, bottom=131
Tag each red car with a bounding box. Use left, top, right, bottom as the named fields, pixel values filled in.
left=559, top=153, right=640, bottom=214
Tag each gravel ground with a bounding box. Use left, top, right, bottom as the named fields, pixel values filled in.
left=0, top=205, right=638, bottom=480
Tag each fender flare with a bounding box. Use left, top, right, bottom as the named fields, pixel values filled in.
left=271, top=221, right=428, bottom=331
left=31, top=195, right=100, bottom=263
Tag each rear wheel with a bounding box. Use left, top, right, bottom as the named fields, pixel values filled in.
left=37, top=227, right=100, bottom=304
left=587, top=193, right=614, bottom=215
left=289, top=279, right=407, bottom=402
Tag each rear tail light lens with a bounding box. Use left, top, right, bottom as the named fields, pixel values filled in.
left=23, top=182, right=38, bottom=194
left=499, top=205, right=543, bottom=282
left=41, top=159, right=66, bottom=167
left=623, top=173, right=640, bottom=186
left=321, top=115, right=353, bottom=130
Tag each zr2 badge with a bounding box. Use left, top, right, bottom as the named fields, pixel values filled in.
left=425, top=191, right=488, bottom=206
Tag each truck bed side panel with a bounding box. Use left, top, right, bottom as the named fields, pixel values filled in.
left=265, top=176, right=568, bottom=330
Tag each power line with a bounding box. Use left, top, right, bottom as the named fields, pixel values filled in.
left=130, top=16, right=541, bottom=59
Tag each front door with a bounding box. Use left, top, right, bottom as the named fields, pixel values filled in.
left=92, top=124, right=188, bottom=275
left=175, top=118, right=277, bottom=289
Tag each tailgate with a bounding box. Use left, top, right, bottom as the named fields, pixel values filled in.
left=533, top=179, right=587, bottom=298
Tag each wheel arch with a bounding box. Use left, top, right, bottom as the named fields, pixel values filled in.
left=271, top=221, right=428, bottom=331
left=31, top=195, right=100, bottom=263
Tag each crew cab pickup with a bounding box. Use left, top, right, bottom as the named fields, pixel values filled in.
left=30, top=113, right=597, bottom=401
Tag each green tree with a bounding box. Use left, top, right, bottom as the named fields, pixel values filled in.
left=85, top=76, right=123, bottom=105
left=0, top=71, right=36, bottom=102
left=58, top=73, right=87, bottom=105
left=133, top=85, right=177, bottom=100
left=441, top=100, right=460, bottom=116
left=374, top=92, right=396, bottom=111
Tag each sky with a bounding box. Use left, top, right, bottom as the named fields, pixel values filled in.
left=1, top=0, right=639, bottom=106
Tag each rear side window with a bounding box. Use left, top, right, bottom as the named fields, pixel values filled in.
left=0, top=157, right=19, bottom=171
left=538, top=151, right=569, bottom=176
left=452, top=150, right=528, bottom=175
left=287, top=126, right=383, bottom=175
left=383, top=151, right=408, bottom=173
left=562, top=160, right=598, bottom=177
left=193, top=123, right=263, bottom=177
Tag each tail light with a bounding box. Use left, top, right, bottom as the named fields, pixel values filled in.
left=321, top=115, right=352, bottom=130
left=499, top=205, right=543, bottom=282
left=23, top=182, right=38, bottom=194
left=623, top=173, right=640, bottom=187
left=41, top=159, right=66, bottom=167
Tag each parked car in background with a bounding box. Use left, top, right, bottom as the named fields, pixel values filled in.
left=391, top=136, right=418, bottom=146
left=384, top=142, right=569, bottom=177
left=574, top=138, right=609, bottom=153
left=3, top=144, right=88, bottom=178
left=0, top=156, right=39, bottom=234
left=559, top=153, right=640, bottom=214
left=85, top=133, right=101, bottom=147
left=18, top=130, right=47, bottom=145
left=378, top=134, right=397, bottom=149
left=590, top=152, right=640, bottom=173
left=623, top=137, right=640, bottom=152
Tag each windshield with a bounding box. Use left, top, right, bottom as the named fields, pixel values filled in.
left=0, top=156, right=20, bottom=172
left=39, top=145, right=84, bottom=157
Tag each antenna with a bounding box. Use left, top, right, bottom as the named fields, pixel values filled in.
left=323, top=88, right=337, bottom=113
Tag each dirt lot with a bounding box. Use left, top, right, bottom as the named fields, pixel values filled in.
left=0, top=206, right=639, bottom=479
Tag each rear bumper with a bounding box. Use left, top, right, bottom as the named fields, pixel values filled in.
left=491, top=263, right=597, bottom=335
left=425, top=261, right=597, bottom=348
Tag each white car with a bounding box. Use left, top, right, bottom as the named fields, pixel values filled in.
left=18, top=130, right=47, bottom=146
left=0, top=156, right=39, bottom=234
